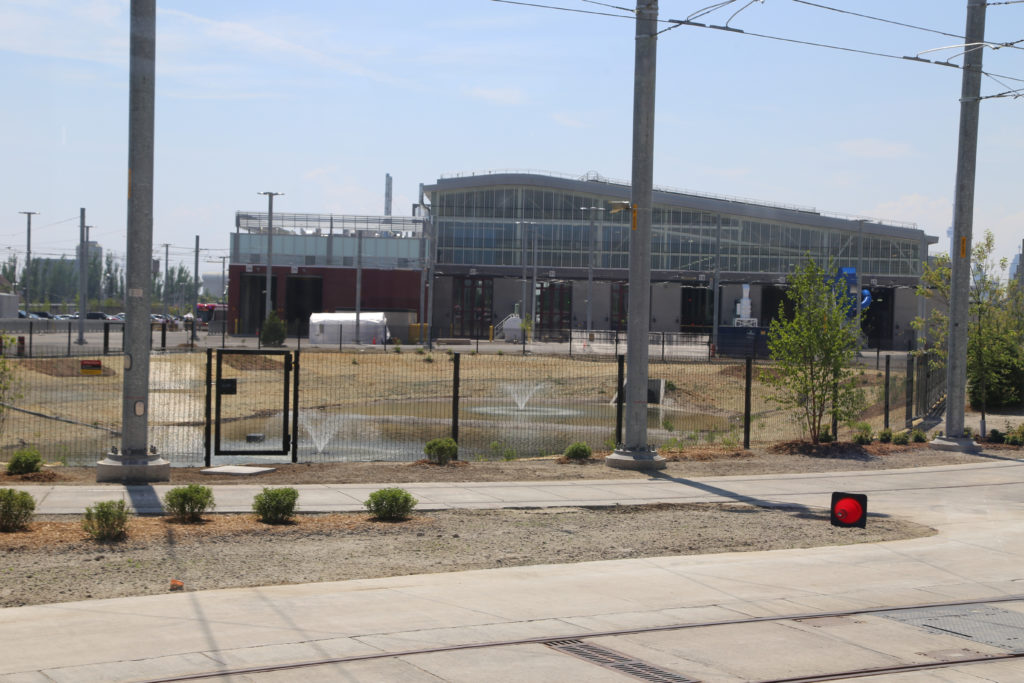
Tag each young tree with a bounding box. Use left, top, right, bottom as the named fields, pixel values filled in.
left=765, top=257, right=864, bottom=444
left=912, top=230, right=1024, bottom=411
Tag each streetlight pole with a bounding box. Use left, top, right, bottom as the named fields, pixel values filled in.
left=580, top=206, right=603, bottom=340
left=607, top=0, right=664, bottom=470
left=18, top=212, right=37, bottom=314
left=258, top=191, right=283, bottom=324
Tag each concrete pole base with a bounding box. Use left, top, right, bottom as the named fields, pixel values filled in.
left=929, top=436, right=979, bottom=453
left=605, top=447, right=666, bottom=471
left=96, top=455, right=170, bottom=483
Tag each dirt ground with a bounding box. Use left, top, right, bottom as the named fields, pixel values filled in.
left=0, top=442, right=1010, bottom=609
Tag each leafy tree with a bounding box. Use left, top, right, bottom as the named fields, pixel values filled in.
left=764, top=256, right=864, bottom=444
left=912, top=230, right=1024, bottom=410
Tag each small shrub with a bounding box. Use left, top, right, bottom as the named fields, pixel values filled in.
left=911, top=429, right=928, bottom=443
left=422, top=354, right=434, bottom=363
left=851, top=422, right=874, bottom=445
left=393, top=340, right=402, bottom=354
left=878, top=428, right=893, bottom=443
left=664, top=380, right=677, bottom=392
left=259, top=311, right=287, bottom=347
left=163, top=484, right=215, bottom=523
left=817, top=432, right=834, bottom=443
left=1006, top=432, right=1024, bottom=446
left=83, top=500, right=130, bottom=541
left=0, top=488, right=35, bottom=531
left=365, top=487, right=417, bottom=521
left=424, top=437, right=457, bottom=465
left=661, top=417, right=674, bottom=432
left=963, top=426, right=974, bottom=438
left=497, top=350, right=504, bottom=356
left=6, top=445, right=42, bottom=475
left=988, top=429, right=1004, bottom=444
left=415, top=347, right=425, bottom=355
left=892, top=431, right=910, bottom=445
left=253, top=487, right=299, bottom=524
left=563, top=442, right=592, bottom=462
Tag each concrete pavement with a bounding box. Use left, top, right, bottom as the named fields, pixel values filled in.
left=2, top=457, right=1024, bottom=681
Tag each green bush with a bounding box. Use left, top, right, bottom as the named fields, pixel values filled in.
left=892, top=431, right=910, bottom=445
left=365, top=487, right=417, bottom=521
left=851, top=422, right=874, bottom=445
left=83, top=500, right=130, bottom=541
left=1006, top=432, right=1024, bottom=446
left=0, top=488, right=35, bottom=531
left=424, top=437, right=457, bottom=465
left=988, top=428, right=1005, bottom=444
left=911, top=429, right=928, bottom=443
left=817, top=431, right=834, bottom=443
left=878, top=428, right=893, bottom=443
left=259, top=310, right=287, bottom=347
left=253, top=487, right=299, bottom=524
left=563, top=442, right=592, bottom=462
left=6, top=446, right=42, bottom=475
left=163, top=484, right=215, bottom=523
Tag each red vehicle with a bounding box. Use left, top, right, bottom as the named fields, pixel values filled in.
left=195, top=303, right=226, bottom=330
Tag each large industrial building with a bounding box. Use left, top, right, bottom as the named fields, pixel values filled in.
left=227, top=171, right=937, bottom=349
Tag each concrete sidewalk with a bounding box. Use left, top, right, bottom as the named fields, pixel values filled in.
left=2, top=458, right=1024, bottom=681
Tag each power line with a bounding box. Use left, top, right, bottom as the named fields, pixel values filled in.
left=666, top=19, right=1024, bottom=87
left=490, top=0, right=632, bottom=20
left=790, top=0, right=965, bottom=40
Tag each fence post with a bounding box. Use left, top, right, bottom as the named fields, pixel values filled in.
left=876, top=347, right=880, bottom=370
left=884, top=354, right=891, bottom=430
left=661, top=331, right=665, bottom=362
left=569, top=329, right=572, bottom=357
left=615, top=329, right=619, bottom=356
left=67, top=321, right=72, bottom=356
left=905, top=353, right=914, bottom=429
left=204, top=348, right=212, bottom=468
left=451, top=352, right=460, bottom=452
left=615, top=354, right=625, bottom=447
left=28, top=321, right=33, bottom=358
left=339, top=324, right=343, bottom=351
left=161, top=322, right=167, bottom=349
left=103, top=322, right=110, bottom=356
left=743, top=357, right=752, bottom=449
left=291, top=350, right=300, bottom=464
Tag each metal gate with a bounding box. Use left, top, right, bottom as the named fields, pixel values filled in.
left=204, top=348, right=300, bottom=466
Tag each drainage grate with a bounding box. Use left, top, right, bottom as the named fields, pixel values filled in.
left=545, top=639, right=699, bottom=683
left=877, top=604, right=1024, bottom=652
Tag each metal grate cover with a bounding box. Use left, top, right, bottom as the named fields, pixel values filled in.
left=877, top=604, right=1024, bottom=652
left=545, top=639, right=698, bottom=683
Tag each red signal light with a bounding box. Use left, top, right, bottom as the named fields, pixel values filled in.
left=830, top=492, right=867, bottom=528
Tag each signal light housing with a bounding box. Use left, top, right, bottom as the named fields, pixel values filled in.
left=830, top=492, right=867, bottom=528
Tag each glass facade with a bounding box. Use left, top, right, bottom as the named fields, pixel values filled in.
left=431, top=184, right=923, bottom=278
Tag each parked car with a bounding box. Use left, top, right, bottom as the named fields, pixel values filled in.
left=31, top=311, right=53, bottom=319
left=85, top=311, right=109, bottom=320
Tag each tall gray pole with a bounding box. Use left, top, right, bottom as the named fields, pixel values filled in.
left=192, top=235, right=199, bottom=340
left=19, top=211, right=37, bottom=313
left=607, top=0, right=664, bottom=470
left=520, top=222, right=527, bottom=320
left=531, top=226, right=538, bottom=336
left=712, top=213, right=721, bottom=354
left=943, top=0, right=987, bottom=442
left=162, top=243, right=169, bottom=321
left=259, top=191, right=283, bottom=323
left=77, top=209, right=87, bottom=344
left=98, top=0, right=168, bottom=481
left=587, top=211, right=595, bottom=338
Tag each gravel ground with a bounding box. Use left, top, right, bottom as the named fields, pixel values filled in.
left=0, top=443, right=1007, bottom=609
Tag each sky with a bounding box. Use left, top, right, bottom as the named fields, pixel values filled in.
left=0, top=0, right=1022, bottom=277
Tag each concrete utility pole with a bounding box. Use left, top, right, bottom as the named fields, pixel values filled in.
left=18, top=211, right=37, bottom=313
left=941, top=0, right=987, bottom=444
left=98, top=0, right=168, bottom=482
left=356, top=229, right=363, bottom=343
left=77, top=209, right=87, bottom=344
left=162, top=243, right=169, bottom=321
left=192, top=235, right=199, bottom=340
left=607, top=0, right=665, bottom=470
left=258, top=191, right=283, bottom=323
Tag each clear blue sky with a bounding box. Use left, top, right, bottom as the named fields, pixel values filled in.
left=1, top=0, right=1021, bottom=276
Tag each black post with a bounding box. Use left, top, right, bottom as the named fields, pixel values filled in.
left=339, top=324, right=343, bottom=351
left=67, top=321, right=72, bottom=356
left=28, top=321, right=33, bottom=358
left=161, top=322, right=166, bottom=349
left=476, top=336, right=480, bottom=354
left=451, top=352, right=460, bottom=451
left=221, top=317, right=226, bottom=349
left=257, top=325, right=262, bottom=349
left=905, top=353, right=915, bottom=429
left=615, top=354, right=625, bottom=446
left=103, top=322, right=110, bottom=356
left=291, top=350, right=300, bottom=463
left=615, top=329, right=619, bottom=356
left=884, top=354, right=891, bottom=430
left=521, top=325, right=526, bottom=355
left=743, top=356, right=752, bottom=449
left=661, top=331, right=665, bottom=362
left=204, top=348, right=212, bottom=467
left=189, top=321, right=194, bottom=350
left=569, top=329, right=573, bottom=357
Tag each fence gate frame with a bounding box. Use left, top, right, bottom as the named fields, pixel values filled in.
left=204, top=348, right=300, bottom=466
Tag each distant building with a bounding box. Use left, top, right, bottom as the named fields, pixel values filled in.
left=228, top=171, right=939, bottom=349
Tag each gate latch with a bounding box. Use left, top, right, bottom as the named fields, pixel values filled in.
left=217, top=378, right=237, bottom=395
